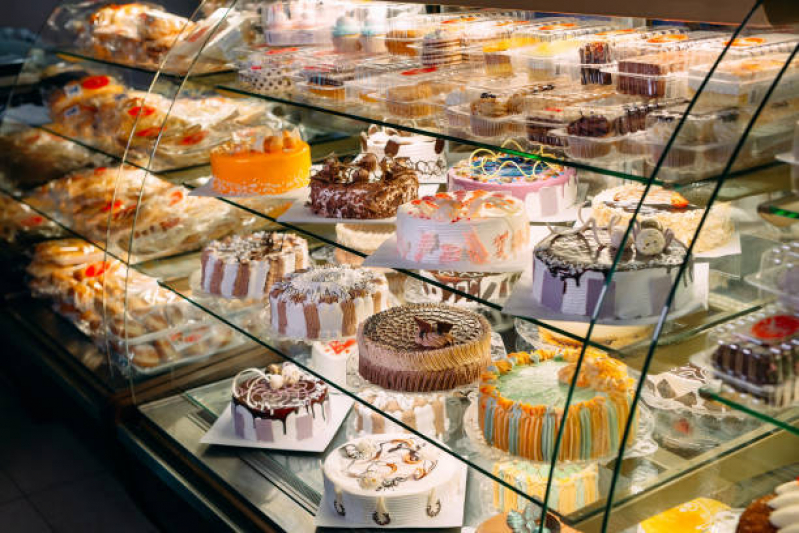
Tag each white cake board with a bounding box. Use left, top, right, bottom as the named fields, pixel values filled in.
left=200, top=393, right=353, bottom=452
left=314, top=463, right=468, bottom=529
left=694, top=231, right=741, bottom=259
left=363, top=227, right=551, bottom=274
left=278, top=200, right=397, bottom=225
left=501, top=263, right=709, bottom=327
left=189, top=179, right=310, bottom=200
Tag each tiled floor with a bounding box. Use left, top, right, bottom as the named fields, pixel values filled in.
left=0, top=378, right=157, bottom=533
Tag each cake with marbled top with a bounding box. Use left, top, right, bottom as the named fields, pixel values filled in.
left=448, top=149, right=578, bottom=219
left=231, top=363, right=330, bottom=443
left=592, top=184, right=733, bottom=253
left=533, top=215, right=694, bottom=320
left=200, top=232, right=308, bottom=299
left=322, top=434, right=461, bottom=527
left=479, top=349, right=637, bottom=462
left=269, top=266, right=390, bottom=340
left=358, top=303, right=492, bottom=392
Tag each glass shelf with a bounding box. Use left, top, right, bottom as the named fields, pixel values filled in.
left=51, top=48, right=234, bottom=80
left=758, top=193, right=799, bottom=226
left=700, top=387, right=799, bottom=438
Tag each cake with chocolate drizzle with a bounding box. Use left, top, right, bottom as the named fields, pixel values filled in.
left=200, top=232, right=308, bottom=299
left=532, top=210, right=695, bottom=320
left=230, top=363, right=330, bottom=443
left=308, top=154, right=419, bottom=219
left=358, top=303, right=492, bottom=392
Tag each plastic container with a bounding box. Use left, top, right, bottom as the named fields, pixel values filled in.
left=746, top=242, right=799, bottom=310
left=514, top=19, right=614, bottom=44
left=261, top=0, right=340, bottom=46
left=524, top=85, right=617, bottom=146
left=384, top=14, right=437, bottom=57
left=376, top=63, right=463, bottom=119
left=236, top=45, right=305, bottom=95
left=292, top=50, right=367, bottom=105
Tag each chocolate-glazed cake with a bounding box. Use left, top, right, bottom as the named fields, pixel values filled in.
left=230, top=363, right=330, bottom=443
left=308, top=155, right=419, bottom=219
left=200, top=232, right=308, bottom=299
left=358, top=303, right=492, bottom=392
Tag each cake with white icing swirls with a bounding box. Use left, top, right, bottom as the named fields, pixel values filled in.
left=361, top=125, right=447, bottom=186
left=396, top=191, right=530, bottom=268
left=200, top=232, right=308, bottom=299
left=269, top=266, right=390, bottom=341
left=230, top=363, right=330, bottom=444
left=322, top=434, right=461, bottom=527
left=736, top=478, right=799, bottom=533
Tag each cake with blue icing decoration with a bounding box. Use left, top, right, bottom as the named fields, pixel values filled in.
left=478, top=349, right=637, bottom=462
left=493, top=460, right=598, bottom=515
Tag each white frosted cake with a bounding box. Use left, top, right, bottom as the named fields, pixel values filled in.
left=311, top=339, right=358, bottom=386
left=361, top=125, right=447, bottom=186
left=322, top=434, right=461, bottom=526
left=354, top=389, right=449, bottom=439
left=396, top=191, right=530, bottom=268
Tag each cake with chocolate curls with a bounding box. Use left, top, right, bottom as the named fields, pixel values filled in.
left=308, top=154, right=419, bottom=219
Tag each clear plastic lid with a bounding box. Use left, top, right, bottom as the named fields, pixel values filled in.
left=261, top=0, right=344, bottom=45
left=697, top=33, right=799, bottom=61
left=746, top=242, right=799, bottom=309
left=515, top=19, right=615, bottom=43
left=645, top=104, right=747, bottom=145
left=614, top=30, right=729, bottom=63
left=565, top=95, right=687, bottom=137
left=578, top=26, right=689, bottom=65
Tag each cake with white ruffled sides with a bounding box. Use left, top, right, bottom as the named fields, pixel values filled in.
left=322, top=434, right=461, bottom=527
left=361, top=125, right=447, bottom=187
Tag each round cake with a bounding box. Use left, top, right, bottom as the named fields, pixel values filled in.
left=539, top=321, right=653, bottom=349
left=311, top=338, right=358, bottom=387
left=354, top=389, right=450, bottom=440
left=269, top=266, right=390, bottom=340
left=592, top=184, right=733, bottom=253
left=478, top=349, right=637, bottom=462
left=230, top=363, right=329, bottom=443
left=737, top=479, right=799, bottom=533
left=334, top=223, right=395, bottom=266
left=448, top=149, right=578, bottom=219
left=420, top=270, right=521, bottom=306
left=358, top=303, right=492, bottom=392
left=323, top=434, right=461, bottom=526
left=210, top=128, right=311, bottom=195
left=396, top=190, right=530, bottom=268
left=361, top=125, right=447, bottom=186
left=476, top=506, right=577, bottom=533
left=533, top=216, right=695, bottom=320
left=200, top=232, right=308, bottom=299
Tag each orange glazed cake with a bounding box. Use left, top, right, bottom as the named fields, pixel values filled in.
left=478, top=349, right=637, bottom=462
left=210, top=127, right=311, bottom=195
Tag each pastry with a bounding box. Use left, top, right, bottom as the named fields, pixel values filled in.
left=200, top=232, right=309, bottom=299
left=421, top=29, right=462, bottom=67
left=420, top=270, right=520, bottom=306
left=210, top=127, right=311, bottom=196
left=479, top=349, right=637, bottom=462
left=311, top=338, right=358, bottom=386
left=269, top=265, right=390, bottom=340
left=354, top=389, right=449, bottom=439
left=470, top=93, right=512, bottom=137
left=533, top=214, right=695, bottom=320
left=640, top=497, right=731, bottom=533
left=308, top=156, right=419, bottom=219
left=237, top=46, right=297, bottom=95
left=493, top=460, right=599, bottom=515
left=396, top=190, right=530, bottom=268
left=360, top=126, right=447, bottom=186
left=448, top=147, right=578, bottom=219
left=231, top=363, right=330, bottom=443
left=592, top=184, right=734, bottom=253
left=322, top=434, right=461, bottom=526
left=737, top=479, right=799, bottom=533
left=358, top=303, right=492, bottom=392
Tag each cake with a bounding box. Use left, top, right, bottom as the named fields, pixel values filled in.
left=308, top=155, right=419, bottom=219
left=354, top=389, right=449, bottom=439
left=358, top=303, right=492, bottom=392
left=639, top=497, right=731, bottom=533
left=335, top=223, right=395, bottom=260
left=448, top=148, right=578, bottom=219
left=737, top=479, right=799, bottom=533
left=200, top=232, right=309, bottom=299
left=230, top=363, right=330, bottom=443
left=592, top=184, right=734, bottom=253
left=311, top=339, right=358, bottom=386
left=210, top=127, right=311, bottom=196
left=478, top=349, right=637, bottom=462
left=420, top=270, right=521, bottom=306
left=532, top=214, right=695, bottom=320
left=396, top=191, right=530, bottom=268
left=269, top=265, right=390, bottom=340
left=711, top=312, right=799, bottom=407
left=493, top=460, right=599, bottom=515
left=539, top=322, right=653, bottom=349
left=322, top=434, right=462, bottom=526
left=642, top=364, right=758, bottom=451
left=360, top=126, right=447, bottom=187
left=476, top=505, right=578, bottom=533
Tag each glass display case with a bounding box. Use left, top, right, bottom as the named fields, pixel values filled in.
left=0, top=0, right=797, bottom=531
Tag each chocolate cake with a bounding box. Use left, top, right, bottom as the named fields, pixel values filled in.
left=308, top=155, right=419, bottom=219
left=357, top=303, right=492, bottom=392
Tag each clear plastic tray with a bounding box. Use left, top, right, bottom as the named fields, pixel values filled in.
left=235, top=45, right=306, bottom=96
left=524, top=85, right=617, bottom=146
left=373, top=63, right=465, bottom=119
left=552, top=128, right=647, bottom=160
left=514, top=19, right=613, bottom=44
left=745, top=242, right=799, bottom=309
left=261, top=0, right=340, bottom=46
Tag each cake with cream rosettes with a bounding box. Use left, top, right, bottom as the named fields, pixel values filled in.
left=358, top=303, right=492, bottom=392
left=230, top=363, right=329, bottom=444
left=361, top=126, right=447, bottom=187
left=448, top=148, right=578, bottom=219
left=200, top=232, right=308, bottom=299
left=737, top=479, right=799, bottom=533
left=269, top=266, right=390, bottom=340
left=322, top=434, right=462, bottom=527
left=396, top=190, right=530, bottom=268
left=592, top=184, right=733, bottom=253
left=479, top=349, right=637, bottom=462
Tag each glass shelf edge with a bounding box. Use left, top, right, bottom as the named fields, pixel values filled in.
left=699, top=388, right=799, bottom=437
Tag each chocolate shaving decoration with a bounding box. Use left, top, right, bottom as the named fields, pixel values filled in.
left=358, top=153, right=379, bottom=173
left=434, top=138, right=445, bottom=154
left=413, top=317, right=455, bottom=348
left=384, top=139, right=400, bottom=158
left=414, top=316, right=433, bottom=335
left=352, top=168, right=370, bottom=183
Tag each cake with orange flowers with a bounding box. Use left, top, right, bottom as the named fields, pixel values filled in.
left=210, top=128, right=311, bottom=196
left=396, top=190, right=530, bottom=269
left=592, top=184, right=733, bottom=253
left=478, top=349, right=637, bottom=462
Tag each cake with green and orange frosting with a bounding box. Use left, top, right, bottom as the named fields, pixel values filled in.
left=478, top=349, right=637, bottom=462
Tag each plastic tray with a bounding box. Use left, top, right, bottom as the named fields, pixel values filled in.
left=745, top=242, right=799, bottom=309
left=514, top=19, right=613, bottom=44
left=373, top=63, right=466, bottom=119
left=553, top=128, right=646, bottom=160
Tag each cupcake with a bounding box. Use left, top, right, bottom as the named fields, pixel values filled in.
left=359, top=15, right=387, bottom=54
left=332, top=16, right=360, bottom=53
left=470, top=93, right=510, bottom=137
